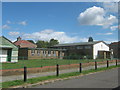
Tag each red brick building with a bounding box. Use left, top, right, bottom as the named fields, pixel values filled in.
left=14, top=36, right=37, bottom=48
left=109, top=41, right=120, bottom=59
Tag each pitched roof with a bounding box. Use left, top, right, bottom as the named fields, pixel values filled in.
left=52, top=41, right=106, bottom=47
left=110, top=41, right=120, bottom=45
left=0, top=36, right=18, bottom=50
left=14, top=40, right=37, bottom=48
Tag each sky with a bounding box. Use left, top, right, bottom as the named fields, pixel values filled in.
left=2, top=2, right=118, bottom=44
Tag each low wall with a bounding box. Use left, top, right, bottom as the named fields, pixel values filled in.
left=1, top=60, right=119, bottom=76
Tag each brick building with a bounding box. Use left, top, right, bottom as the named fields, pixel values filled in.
left=51, top=41, right=111, bottom=59
left=14, top=37, right=65, bottom=60
left=109, top=41, right=120, bottom=59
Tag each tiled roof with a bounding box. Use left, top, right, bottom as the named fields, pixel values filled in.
left=14, top=40, right=37, bottom=48
left=53, top=41, right=105, bottom=47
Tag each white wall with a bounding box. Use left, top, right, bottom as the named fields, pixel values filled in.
left=0, top=49, right=7, bottom=62
left=11, top=51, right=18, bottom=62
left=93, top=42, right=109, bottom=59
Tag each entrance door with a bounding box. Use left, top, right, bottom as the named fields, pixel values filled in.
left=7, top=49, right=12, bottom=62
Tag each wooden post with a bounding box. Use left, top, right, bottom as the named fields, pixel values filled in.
left=79, top=63, right=82, bottom=73
left=95, top=61, right=97, bottom=70
left=116, top=60, right=117, bottom=66
left=56, top=64, right=59, bottom=76
left=107, top=60, right=109, bottom=68
left=24, top=66, right=27, bottom=82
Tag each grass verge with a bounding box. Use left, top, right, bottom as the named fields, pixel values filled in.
left=2, top=64, right=120, bottom=88
left=2, top=59, right=110, bottom=69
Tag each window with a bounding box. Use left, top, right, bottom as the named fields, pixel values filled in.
left=48, top=51, right=51, bottom=56
left=48, top=51, right=51, bottom=54
left=85, top=46, right=91, bottom=49
left=77, top=46, right=83, bottom=49
left=43, top=50, right=46, bottom=56
left=53, top=51, right=56, bottom=56
left=31, top=50, right=35, bottom=56
left=37, top=50, right=40, bottom=56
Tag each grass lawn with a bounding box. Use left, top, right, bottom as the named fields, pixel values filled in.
left=2, top=59, right=110, bottom=69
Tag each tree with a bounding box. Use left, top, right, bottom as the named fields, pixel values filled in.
left=88, top=37, right=93, bottom=42
left=27, top=40, right=35, bottom=44
left=49, top=39, right=59, bottom=47
left=36, top=40, right=49, bottom=48
left=36, top=39, right=59, bottom=48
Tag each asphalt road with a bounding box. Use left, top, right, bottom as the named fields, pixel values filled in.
left=32, top=67, right=119, bottom=88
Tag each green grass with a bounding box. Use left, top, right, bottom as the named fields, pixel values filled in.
left=2, top=59, right=110, bottom=69
left=2, top=64, right=120, bottom=88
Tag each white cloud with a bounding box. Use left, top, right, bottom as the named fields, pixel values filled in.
left=6, top=20, right=11, bottom=24
left=110, top=25, right=118, bottom=31
left=97, top=32, right=113, bottom=35
left=2, top=24, right=10, bottom=29
left=103, top=2, right=118, bottom=13
left=18, top=21, right=27, bottom=26
left=78, top=6, right=117, bottom=28
left=104, top=39, right=118, bottom=44
left=22, top=29, right=87, bottom=44
left=9, top=32, right=20, bottom=36
left=79, top=38, right=88, bottom=42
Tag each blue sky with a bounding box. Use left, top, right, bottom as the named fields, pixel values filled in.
left=2, top=2, right=118, bottom=43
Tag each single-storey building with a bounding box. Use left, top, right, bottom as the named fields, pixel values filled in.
left=51, top=41, right=111, bottom=59
left=0, top=36, right=18, bottom=62
left=14, top=36, right=37, bottom=48
left=18, top=48, right=65, bottom=60
left=14, top=37, right=65, bottom=60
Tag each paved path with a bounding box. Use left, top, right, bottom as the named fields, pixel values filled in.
left=32, top=67, right=119, bottom=88
left=1, top=63, right=119, bottom=82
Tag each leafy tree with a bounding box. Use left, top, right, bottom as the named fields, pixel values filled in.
left=88, top=37, right=93, bottom=42
left=27, top=40, right=35, bottom=44
left=49, top=39, right=59, bottom=47
left=36, top=40, right=49, bottom=48
left=36, top=39, right=59, bottom=48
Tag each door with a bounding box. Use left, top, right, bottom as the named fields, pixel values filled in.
left=7, top=49, right=12, bottom=62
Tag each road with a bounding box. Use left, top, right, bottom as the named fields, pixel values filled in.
left=32, top=67, right=119, bottom=88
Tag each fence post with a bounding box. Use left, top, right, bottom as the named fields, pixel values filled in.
left=24, top=66, right=27, bottom=82
left=56, top=64, right=59, bottom=76
left=79, top=63, right=82, bottom=73
left=95, top=61, right=97, bottom=70
left=116, top=60, right=117, bottom=66
left=107, top=60, right=109, bottom=68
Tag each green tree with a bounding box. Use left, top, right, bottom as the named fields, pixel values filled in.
left=27, top=40, right=35, bottom=44
left=88, top=37, right=93, bottom=42
left=49, top=39, right=59, bottom=47
left=36, top=40, right=49, bottom=48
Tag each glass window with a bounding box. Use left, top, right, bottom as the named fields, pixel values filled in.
left=31, top=50, right=35, bottom=56
left=85, top=46, right=91, bottom=49
left=77, top=46, right=83, bottom=49
left=37, top=50, right=40, bottom=56
left=43, top=50, right=46, bottom=56
left=48, top=51, right=51, bottom=54
left=53, top=51, right=56, bottom=56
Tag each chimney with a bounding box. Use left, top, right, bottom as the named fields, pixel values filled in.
left=17, top=36, right=21, bottom=41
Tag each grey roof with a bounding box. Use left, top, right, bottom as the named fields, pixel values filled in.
left=20, top=47, right=66, bottom=51
left=53, top=41, right=105, bottom=47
